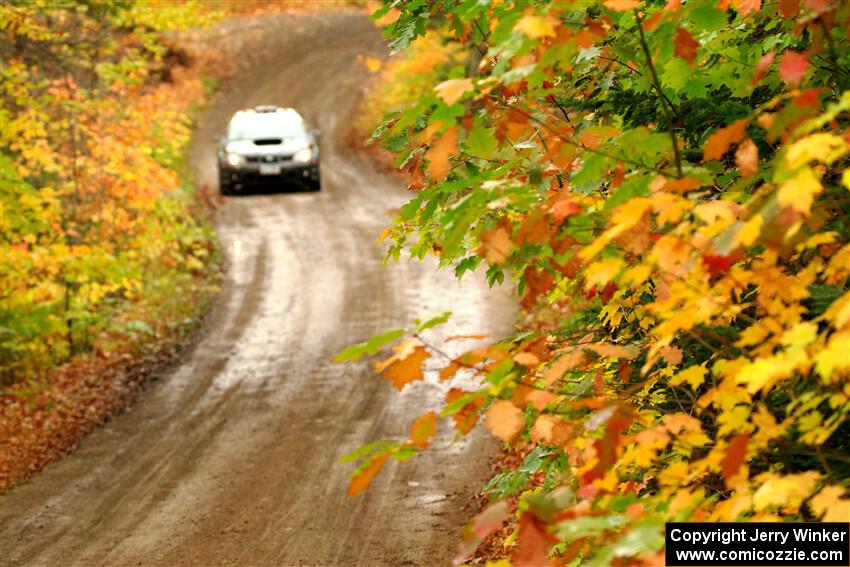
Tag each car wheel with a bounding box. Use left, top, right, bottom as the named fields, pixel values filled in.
left=309, top=179, right=321, bottom=192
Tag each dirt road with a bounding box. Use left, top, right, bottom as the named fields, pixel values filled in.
left=0, top=12, right=514, bottom=567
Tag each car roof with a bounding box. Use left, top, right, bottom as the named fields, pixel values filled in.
left=230, top=106, right=303, bottom=124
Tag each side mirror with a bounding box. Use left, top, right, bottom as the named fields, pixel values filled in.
left=310, top=128, right=322, bottom=139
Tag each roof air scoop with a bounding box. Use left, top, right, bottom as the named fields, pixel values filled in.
left=253, top=138, right=282, bottom=145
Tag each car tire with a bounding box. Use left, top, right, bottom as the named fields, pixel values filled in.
left=309, top=179, right=321, bottom=191
left=219, top=171, right=233, bottom=196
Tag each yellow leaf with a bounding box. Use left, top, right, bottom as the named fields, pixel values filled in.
left=670, top=365, right=707, bottom=390
left=777, top=167, right=821, bottom=214
left=434, top=78, right=474, bottom=106
left=785, top=133, right=849, bottom=169
left=733, top=214, right=763, bottom=248
left=515, top=15, right=556, bottom=39
left=779, top=322, right=818, bottom=348
left=584, top=257, right=624, bottom=290
left=814, top=331, right=850, bottom=381
left=753, top=472, right=820, bottom=513
left=735, top=355, right=789, bottom=394
left=808, top=486, right=850, bottom=522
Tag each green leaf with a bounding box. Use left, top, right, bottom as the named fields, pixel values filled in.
left=415, top=311, right=452, bottom=332
left=334, top=329, right=405, bottom=362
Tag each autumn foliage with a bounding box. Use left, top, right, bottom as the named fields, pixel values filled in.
left=341, top=0, right=850, bottom=564
left=0, top=2, right=220, bottom=382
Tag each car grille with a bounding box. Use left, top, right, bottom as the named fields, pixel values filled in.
left=245, top=154, right=292, bottom=163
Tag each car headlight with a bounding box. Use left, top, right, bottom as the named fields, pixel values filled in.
left=293, top=148, right=312, bottom=163
left=226, top=152, right=243, bottom=167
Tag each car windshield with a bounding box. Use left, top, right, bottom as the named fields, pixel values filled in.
left=227, top=113, right=306, bottom=140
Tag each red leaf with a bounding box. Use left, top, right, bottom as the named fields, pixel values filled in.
left=674, top=28, right=699, bottom=64
left=779, top=51, right=809, bottom=84
left=455, top=501, right=510, bottom=564
left=751, top=52, right=775, bottom=85
left=779, top=0, right=800, bottom=17
left=721, top=433, right=750, bottom=485
left=703, top=252, right=744, bottom=276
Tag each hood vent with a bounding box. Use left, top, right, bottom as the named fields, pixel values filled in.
left=253, top=138, right=282, bottom=145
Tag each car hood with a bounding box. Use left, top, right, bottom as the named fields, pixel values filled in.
left=225, top=138, right=309, bottom=155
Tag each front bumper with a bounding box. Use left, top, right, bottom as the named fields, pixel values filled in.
left=221, top=160, right=319, bottom=186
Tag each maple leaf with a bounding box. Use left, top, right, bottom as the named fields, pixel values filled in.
left=373, top=339, right=431, bottom=390
left=348, top=453, right=389, bottom=496
left=434, top=78, right=474, bottom=106
left=777, top=167, right=821, bottom=214
left=808, top=486, right=850, bottom=522
left=779, top=51, right=809, bottom=84
left=733, top=0, right=762, bottom=14
left=410, top=411, right=437, bottom=448
left=485, top=400, right=524, bottom=443
left=425, top=126, right=458, bottom=182
left=513, top=515, right=553, bottom=567
left=603, top=0, right=641, bottom=10
left=735, top=138, right=759, bottom=178
left=515, top=15, right=557, bottom=39
left=673, top=28, right=698, bottom=64
left=733, top=214, right=764, bottom=248
left=753, top=471, right=820, bottom=512
left=479, top=227, right=516, bottom=265
left=703, top=118, right=749, bottom=161
left=721, top=433, right=750, bottom=486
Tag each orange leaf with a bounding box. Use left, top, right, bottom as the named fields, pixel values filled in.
left=703, top=118, right=749, bottom=161
left=374, top=339, right=431, bottom=390
left=410, top=411, right=437, bottom=448
left=348, top=453, right=389, bottom=496
left=721, top=433, right=750, bottom=486
left=446, top=388, right=485, bottom=433
left=479, top=227, right=516, bottom=264
left=733, top=0, right=762, bottom=14
left=513, top=514, right=554, bottom=567
left=603, top=0, right=640, bottom=10
left=735, top=138, right=759, bottom=178
left=485, top=400, right=524, bottom=443
left=426, top=126, right=458, bottom=181
left=673, top=27, right=698, bottom=64
left=435, top=78, right=474, bottom=106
